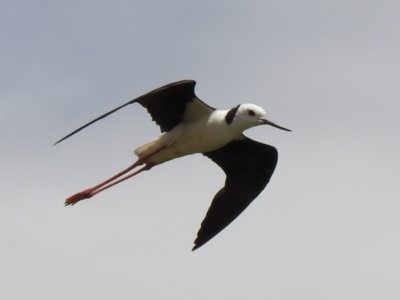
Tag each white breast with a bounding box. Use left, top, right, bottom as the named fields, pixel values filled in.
left=141, top=110, right=242, bottom=165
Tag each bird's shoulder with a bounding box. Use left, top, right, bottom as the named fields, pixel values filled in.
left=135, top=80, right=215, bottom=132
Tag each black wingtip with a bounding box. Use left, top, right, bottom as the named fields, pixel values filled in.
left=53, top=138, right=65, bottom=146
left=53, top=130, right=81, bottom=145
left=53, top=99, right=137, bottom=146
left=192, top=237, right=210, bottom=251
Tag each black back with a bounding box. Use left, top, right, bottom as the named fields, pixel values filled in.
left=55, top=80, right=282, bottom=251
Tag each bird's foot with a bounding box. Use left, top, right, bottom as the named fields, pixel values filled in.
left=65, top=189, right=93, bottom=206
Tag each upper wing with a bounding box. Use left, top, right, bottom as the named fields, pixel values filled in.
left=193, top=137, right=278, bottom=250
left=54, top=80, right=215, bottom=145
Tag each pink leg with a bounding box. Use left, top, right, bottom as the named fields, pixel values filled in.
left=65, top=146, right=165, bottom=206
left=90, top=163, right=154, bottom=196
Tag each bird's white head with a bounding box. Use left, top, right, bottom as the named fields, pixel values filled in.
left=227, top=103, right=291, bottom=132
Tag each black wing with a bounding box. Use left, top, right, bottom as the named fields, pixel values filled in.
left=54, top=80, right=214, bottom=145
left=193, top=137, right=278, bottom=250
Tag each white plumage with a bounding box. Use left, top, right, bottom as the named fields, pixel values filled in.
left=135, top=104, right=268, bottom=165
left=55, top=80, right=290, bottom=250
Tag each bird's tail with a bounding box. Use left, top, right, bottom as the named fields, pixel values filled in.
left=134, top=138, right=162, bottom=158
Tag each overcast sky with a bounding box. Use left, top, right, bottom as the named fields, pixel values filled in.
left=1, top=1, right=400, bottom=299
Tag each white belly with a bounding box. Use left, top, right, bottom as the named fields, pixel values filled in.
left=141, top=117, right=240, bottom=165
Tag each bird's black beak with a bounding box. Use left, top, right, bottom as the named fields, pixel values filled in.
left=260, top=118, right=291, bottom=132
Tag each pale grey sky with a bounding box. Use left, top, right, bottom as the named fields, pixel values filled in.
left=1, top=1, right=400, bottom=299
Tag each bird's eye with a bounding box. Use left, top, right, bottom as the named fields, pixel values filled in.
left=248, top=110, right=255, bottom=116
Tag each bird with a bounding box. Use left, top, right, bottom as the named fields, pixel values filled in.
left=55, top=80, right=291, bottom=250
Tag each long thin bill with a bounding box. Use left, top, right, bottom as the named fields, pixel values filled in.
left=263, top=119, right=291, bottom=132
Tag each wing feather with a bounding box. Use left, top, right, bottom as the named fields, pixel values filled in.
left=193, top=137, right=278, bottom=250
left=54, top=80, right=214, bottom=145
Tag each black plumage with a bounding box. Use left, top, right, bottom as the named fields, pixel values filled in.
left=56, top=80, right=288, bottom=250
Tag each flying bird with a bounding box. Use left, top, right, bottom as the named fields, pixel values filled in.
left=56, top=80, right=291, bottom=250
